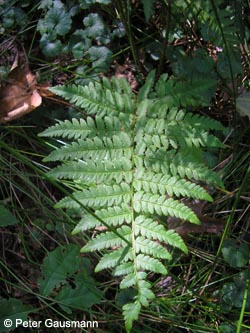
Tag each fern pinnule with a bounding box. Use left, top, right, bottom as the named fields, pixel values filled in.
left=81, top=225, right=131, bottom=252
left=72, top=204, right=132, bottom=234
left=95, top=247, right=133, bottom=272
left=134, top=170, right=213, bottom=201
left=56, top=183, right=131, bottom=210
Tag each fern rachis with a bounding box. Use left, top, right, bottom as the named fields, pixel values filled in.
left=40, top=70, right=225, bottom=332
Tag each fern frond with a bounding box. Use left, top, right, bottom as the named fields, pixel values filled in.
left=41, top=73, right=225, bottom=332
left=137, top=279, right=155, bottom=305
left=138, top=69, right=156, bottom=101
left=50, top=84, right=112, bottom=115
left=141, top=0, right=154, bottom=22
left=181, top=112, right=226, bottom=132
left=136, top=108, right=225, bottom=150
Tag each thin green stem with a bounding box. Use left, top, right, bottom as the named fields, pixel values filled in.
left=210, top=0, right=236, bottom=103
left=236, top=275, right=249, bottom=333
left=217, top=164, right=250, bottom=256
left=114, top=0, right=138, bottom=70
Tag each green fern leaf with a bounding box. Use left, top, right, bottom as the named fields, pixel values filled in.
left=95, top=246, right=132, bottom=272
left=39, top=118, right=92, bottom=140
left=134, top=171, right=213, bottom=201
left=113, top=262, right=134, bottom=276
left=164, top=229, right=188, bottom=253
left=41, top=73, right=225, bottom=332
left=56, top=183, right=131, bottom=209
left=137, top=279, right=155, bottom=305
left=123, top=301, right=141, bottom=333
left=120, top=272, right=147, bottom=289
left=44, top=132, right=132, bottom=162
left=50, top=84, right=112, bottom=115
left=145, top=150, right=223, bottom=187
left=135, top=237, right=171, bottom=259
left=134, top=193, right=200, bottom=224
left=134, top=217, right=188, bottom=253
left=81, top=226, right=131, bottom=252
left=182, top=112, right=226, bottom=133
left=47, top=158, right=132, bottom=183
left=138, top=69, right=155, bottom=101
left=154, top=74, right=217, bottom=107
left=72, top=204, right=132, bottom=234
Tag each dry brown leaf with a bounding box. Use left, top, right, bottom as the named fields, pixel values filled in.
left=114, top=59, right=138, bottom=90
left=173, top=218, right=225, bottom=236
left=168, top=199, right=225, bottom=236
left=0, top=65, right=42, bottom=123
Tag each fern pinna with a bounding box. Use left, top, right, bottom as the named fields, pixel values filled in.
left=40, top=70, right=225, bottom=332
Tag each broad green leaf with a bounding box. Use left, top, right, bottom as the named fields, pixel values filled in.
left=38, top=244, right=83, bottom=295
left=40, top=34, right=62, bottom=58
left=55, top=272, right=102, bottom=313
left=68, top=30, right=91, bottom=59
left=112, top=21, right=126, bottom=38
left=0, top=204, right=19, bottom=227
left=1, top=7, right=27, bottom=29
left=83, top=13, right=105, bottom=38
left=145, top=41, right=162, bottom=61
left=39, top=0, right=63, bottom=9
left=0, top=298, right=33, bottom=332
left=75, top=65, right=100, bottom=86
left=222, top=239, right=250, bottom=268
left=142, top=0, right=154, bottom=22
left=221, top=272, right=250, bottom=310
left=40, top=7, right=72, bottom=36
left=217, top=51, right=243, bottom=80
left=236, top=92, right=250, bottom=120
left=88, top=46, right=113, bottom=71
left=116, top=289, right=138, bottom=307
left=96, top=0, right=110, bottom=3
left=79, top=0, right=110, bottom=9
left=72, top=42, right=88, bottom=59
left=38, top=0, right=54, bottom=9
left=79, top=0, right=94, bottom=9
left=219, top=323, right=236, bottom=333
